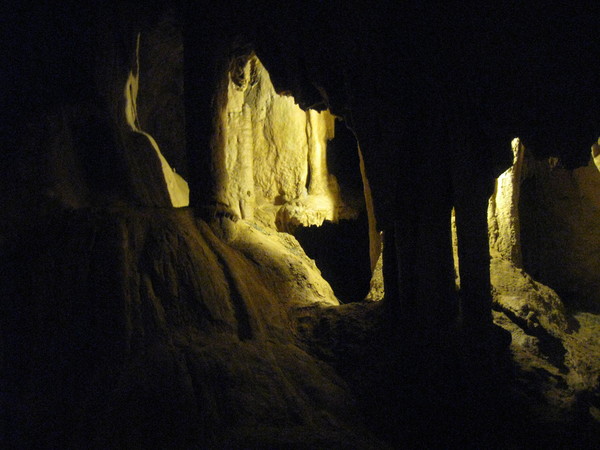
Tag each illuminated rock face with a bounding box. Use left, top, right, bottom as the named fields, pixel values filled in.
left=487, top=139, right=569, bottom=333
left=520, top=149, right=600, bottom=310
left=213, top=56, right=353, bottom=230
left=486, top=143, right=600, bottom=407
left=594, top=140, right=600, bottom=173
left=207, top=55, right=374, bottom=304
left=488, top=138, right=525, bottom=266
left=211, top=215, right=340, bottom=307
left=486, top=136, right=600, bottom=322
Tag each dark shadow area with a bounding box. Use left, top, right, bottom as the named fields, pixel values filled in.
left=294, top=216, right=371, bottom=303
left=566, top=314, right=582, bottom=334
left=563, top=291, right=600, bottom=316
left=327, top=119, right=364, bottom=209
left=293, top=302, right=600, bottom=449
left=520, top=174, right=600, bottom=316
left=500, top=307, right=568, bottom=373
left=295, top=119, right=372, bottom=303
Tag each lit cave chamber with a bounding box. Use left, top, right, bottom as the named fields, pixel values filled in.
left=2, top=3, right=600, bottom=448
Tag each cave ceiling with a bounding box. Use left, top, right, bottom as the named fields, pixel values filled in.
left=4, top=2, right=598, bottom=167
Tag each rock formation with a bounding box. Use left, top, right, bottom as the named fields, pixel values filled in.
left=487, top=139, right=600, bottom=433
left=212, top=54, right=352, bottom=229
left=2, top=2, right=599, bottom=448
left=520, top=148, right=600, bottom=312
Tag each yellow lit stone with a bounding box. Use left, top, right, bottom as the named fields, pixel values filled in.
left=214, top=55, right=351, bottom=229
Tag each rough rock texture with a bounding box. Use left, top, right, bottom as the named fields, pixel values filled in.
left=212, top=217, right=339, bottom=308
left=487, top=139, right=569, bottom=332
left=125, top=33, right=189, bottom=207
left=491, top=258, right=569, bottom=333
left=209, top=54, right=373, bottom=302
left=488, top=138, right=525, bottom=265
left=486, top=142, right=600, bottom=433
left=213, top=55, right=353, bottom=230
left=136, top=12, right=188, bottom=178
left=520, top=152, right=600, bottom=311
left=1, top=208, right=378, bottom=448
left=4, top=2, right=600, bottom=448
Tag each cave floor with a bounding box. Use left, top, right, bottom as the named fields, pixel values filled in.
left=6, top=208, right=599, bottom=448
left=293, top=301, right=600, bottom=448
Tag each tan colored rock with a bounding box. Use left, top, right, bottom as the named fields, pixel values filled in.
left=451, top=208, right=460, bottom=289
left=488, top=138, right=525, bottom=265
left=491, top=258, right=569, bottom=334
left=592, top=138, right=600, bottom=173
left=519, top=148, right=600, bottom=309
left=213, top=56, right=352, bottom=230
left=213, top=218, right=340, bottom=307
left=488, top=139, right=600, bottom=406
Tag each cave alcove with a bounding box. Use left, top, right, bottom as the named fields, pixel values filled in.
left=293, top=120, right=373, bottom=303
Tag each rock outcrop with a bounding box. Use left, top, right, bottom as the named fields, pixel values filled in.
left=520, top=150, right=600, bottom=311
left=487, top=139, right=600, bottom=428
left=2, top=207, right=378, bottom=448
left=212, top=54, right=356, bottom=230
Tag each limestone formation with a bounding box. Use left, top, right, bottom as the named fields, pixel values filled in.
left=125, top=33, right=189, bottom=208
left=486, top=139, right=569, bottom=331
left=520, top=149, right=600, bottom=311
left=488, top=138, right=525, bottom=266
left=486, top=139, right=600, bottom=418
left=3, top=3, right=600, bottom=448
left=213, top=55, right=352, bottom=230
left=593, top=139, right=600, bottom=173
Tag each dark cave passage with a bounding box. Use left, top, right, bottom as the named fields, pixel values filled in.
left=295, top=215, right=372, bottom=303
left=295, top=121, right=373, bottom=303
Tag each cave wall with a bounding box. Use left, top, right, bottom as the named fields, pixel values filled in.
left=208, top=52, right=373, bottom=302
left=211, top=55, right=347, bottom=228
left=180, top=2, right=598, bottom=332
left=3, top=1, right=596, bottom=342
left=487, top=140, right=570, bottom=334
left=124, top=32, right=189, bottom=207
left=520, top=151, right=600, bottom=311
left=488, top=138, right=526, bottom=265
left=136, top=11, right=187, bottom=178
left=486, top=137, right=600, bottom=329
left=1, top=3, right=193, bottom=217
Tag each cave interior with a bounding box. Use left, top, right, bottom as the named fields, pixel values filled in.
left=2, top=2, right=600, bottom=448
